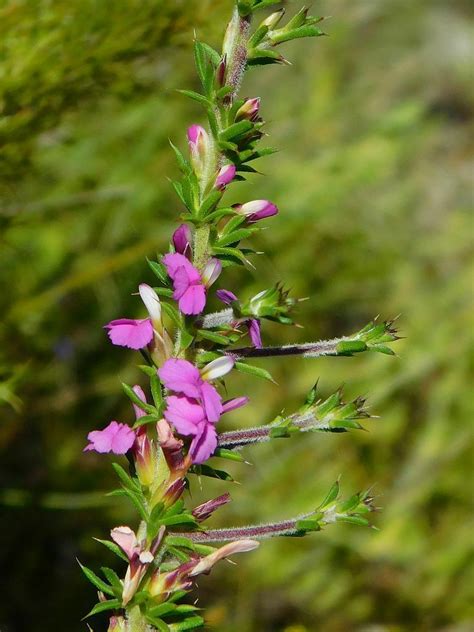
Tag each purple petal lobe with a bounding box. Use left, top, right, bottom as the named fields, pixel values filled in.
left=216, top=289, right=238, bottom=305
left=222, top=396, right=249, bottom=414
left=249, top=319, right=263, bottom=348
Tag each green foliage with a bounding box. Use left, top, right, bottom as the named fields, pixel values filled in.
left=0, top=0, right=472, bottom=631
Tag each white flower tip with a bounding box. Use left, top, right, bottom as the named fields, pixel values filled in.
left=139, top=284, right=162, bottom=325
left=201, top=356, right=234, bottom=381
left=139, top=551, right=154, bottom=564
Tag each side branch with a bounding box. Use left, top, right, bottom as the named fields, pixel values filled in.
left=227, top=340, right=340, bottom=359
left=171, top=516, right=310, bottom=543
left=226, top=320, right=400, bottom=360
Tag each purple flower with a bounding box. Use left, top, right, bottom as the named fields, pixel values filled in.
left=248, top=318, right=263, bottom=348
left=215, top=164, right=236, bottom=189
left=236, top=98, right=260, bottom=122
left=84, top=421, right=135, bottom=454
left=235, top=199, right=278, bottom=223
left=216, top=289, right=263, bottom=348
left=172, top=224, right=192, bottom=257
left=216, top=289, right=238, bottom=304
left=163, top=253, right=221, bottom=316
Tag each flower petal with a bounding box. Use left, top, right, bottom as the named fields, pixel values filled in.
left=178, top=284, right=206, bottom=315
left=164, top=396, right=206, bottom=436
left=222, top=396, right=249, bottom=414
left=216, top=289, right=238, bottom=305
left=104, top=318, right=153, bottom=350
left=158, top=359, right=202, bottom=399
left=248, top=319, right=263, bottom=348
left=200, top=356, right=234, bottom=381
left=84, top=421, right=135, bottom=455
left=189, top=422, right=218, bottom=464
left=139, top=284, right=162, bottom=327
left=163, top=253, right=201, bottom=283
left=200, top=382, right=223, bottom=423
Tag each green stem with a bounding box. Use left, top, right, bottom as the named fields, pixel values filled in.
left=193, top=223, right=211, bottom=270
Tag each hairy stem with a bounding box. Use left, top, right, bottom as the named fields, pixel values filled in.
left=172, top=515, right=313, bottom=543
left=226, top=339, right=343, bottom=359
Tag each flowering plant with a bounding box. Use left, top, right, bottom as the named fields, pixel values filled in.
left=81, top=2, right=399, bottom=630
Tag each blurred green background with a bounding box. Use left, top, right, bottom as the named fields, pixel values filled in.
left=1, top=0, right=473, bottom=630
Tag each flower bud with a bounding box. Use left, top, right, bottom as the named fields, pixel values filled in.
left=187, top=124, right=211, bottom=177
left=202, top=258, right=222, bottom=287
left=235, top=97, right=260, bottom=122
left=200, top=356, right=234, bottom=381
left=138, top=284, right=162, bottom=332
left=235, top=199, right=278, bottom=223
left=133, top=429, right=156, bottom=488
left=261, top=9, right=285, bottom=29
left=216, top=55, right=227, bottom=88
left=172, top=224, right=192, bottom=257
left=189, top=540, right=259, bottom=577
left=246, top=284, right=296, bottom=321
left=192, top=493, right=231, bottom=522
left=215, top=164, right=236, bottom=189
left=108, top=616, right=127, bottom=632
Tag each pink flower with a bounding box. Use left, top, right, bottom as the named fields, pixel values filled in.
left=162, top=253, right=221, bottom=315
left=104, top=318, right=153, bottom=350
left=160, top=357, right=246, bottom=463
left=158, top=357, right=233, bottom=422
left=172, top=224, right=192, bottom=257
left=84, top=421, right=135, bottom=454
left=215, top=164, right=236, bottom=189
left=164, top=396, right=217, bottom=463
left=104, top=285, right=172, bottom=360
left=235, top=199, right=278, bottom=223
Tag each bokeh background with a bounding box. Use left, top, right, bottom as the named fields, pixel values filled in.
left=1, top=1, right=473, bottom=630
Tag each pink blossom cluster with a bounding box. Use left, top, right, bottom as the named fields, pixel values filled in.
left=85, top=122, right=279, bottom=466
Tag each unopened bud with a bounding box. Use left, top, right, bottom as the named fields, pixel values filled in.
left=187, top=124, right=212, bottom=177
left=235, top=97, right=260, bottom=122
left=172, top=224, right=192, bottom=257
left=215, top=163, right=236, bottom=189
left=261, top=9, right=285, bottom=29
left=216, top=55, right=227, bottom=87
left=202, top=258, right=222, bottom=287
left=235, top=199, right=278, bottom=223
